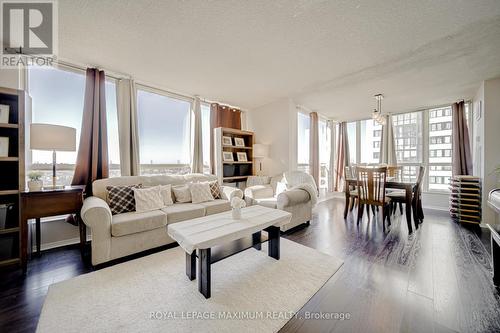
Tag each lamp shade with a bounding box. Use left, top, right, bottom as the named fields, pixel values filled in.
left=253, top=144, right=269, bottom=158
left=30, top=123, right=76, bottom=151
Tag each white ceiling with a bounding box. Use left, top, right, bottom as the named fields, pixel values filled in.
left=59, top=0, right=500, bottom=120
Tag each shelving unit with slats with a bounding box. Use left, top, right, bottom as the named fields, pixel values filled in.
left=449, top=176, right=482, bottom=225
left=214, top=127, right=255, bottom=186
left=0, top=87, right=27, bottom=270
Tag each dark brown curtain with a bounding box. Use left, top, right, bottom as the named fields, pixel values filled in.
left=452, top=101, right=472, bottom=176
left=309, top=112, right=319, bottom=188
left=71, top=68, right=109, bottom=195
left=334, top=122, right=350, bottom=192
left=209, top=103, right=241, bottom=172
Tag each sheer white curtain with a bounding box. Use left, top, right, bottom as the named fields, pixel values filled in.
left=191, top=96, right=204, bottom=173
left=117, top=78, right=140, bottom=176
left=380, top=115, right=397, bottom=165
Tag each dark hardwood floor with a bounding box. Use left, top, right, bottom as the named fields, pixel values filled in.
left=1, top=198, right=499, bottom=332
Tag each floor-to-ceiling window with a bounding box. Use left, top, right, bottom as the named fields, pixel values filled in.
left=28, top=65, right=120, bottom=185
left=136, top=88, right=191, bottom=175
left=392, top=111, right=424, bottom=182
left=297, top=112, right=310, bottom=174
left=360, top=119, right=382, bottom=164
left=346, top=104, right=468, bottom=193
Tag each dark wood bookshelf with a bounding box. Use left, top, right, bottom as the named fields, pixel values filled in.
left=0, top=87, right=27, bottom=270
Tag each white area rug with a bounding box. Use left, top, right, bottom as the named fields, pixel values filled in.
left=37, top=238, right=343, bottom=333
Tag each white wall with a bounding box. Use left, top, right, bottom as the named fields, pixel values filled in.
left=247, top=98, right=297, bottom=176
left=0, top=68, right=19, bottom=89
left=475, top=77, right=500, bottom=225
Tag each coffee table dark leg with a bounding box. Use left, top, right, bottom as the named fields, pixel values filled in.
left=492, top=236, right=500, bottom=286
left=199, top=248, right=211, bottom=298
left=252, top=231, right=262, bottom=250
left=267, top=226, right=280, bottom=260
left=186, top=251, right=196, bottom=281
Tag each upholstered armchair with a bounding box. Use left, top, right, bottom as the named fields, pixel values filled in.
left=244, top=171, right=318, bottom=232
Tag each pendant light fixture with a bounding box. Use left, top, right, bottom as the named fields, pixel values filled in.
left=372, top=94, right=386, bottom=125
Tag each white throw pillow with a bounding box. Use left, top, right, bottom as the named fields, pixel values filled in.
left=133, top=186, right=165, bottom=212
left=190, top=182, right=214, bottom=204
left=159, top=184, right=174, bottom=206
left=172, top=185, right=192, bottom=203
left=275, top=181, right=288, bottom=197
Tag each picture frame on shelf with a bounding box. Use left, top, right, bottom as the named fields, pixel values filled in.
left=222, top=136, right=233, bottom=146
left=236, top=152, right=247, bottom=162
left=0, top=104, right=9, bottom=123
left=222, top=151, right=234, bottom=162
left=234, top=137, right=245, bottom=147
left=0, top=137, right=9, bottom=157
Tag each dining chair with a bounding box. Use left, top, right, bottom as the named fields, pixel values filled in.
left=356, top=166, right=391, bottom=227
left=386, top=165, right=425, bottom=223
left=387, top=165, right=403, bottom=179
left=344, top=166, right=358, bottom=216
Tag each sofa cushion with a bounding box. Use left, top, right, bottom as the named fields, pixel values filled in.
left=190, top=182, right=214, bottom=204
left=111, top=210, right=167, bottom=237
left=208, top=181, right=221, bottom=199
left=161, top=203, right=206, bottom=224
left=133, top=186, right=165, bottom=212
left=172, top=185, right=192, bottom=203
left=254, top=197, right=278, bottom=209
left=199, top=199, right=231, bottom=215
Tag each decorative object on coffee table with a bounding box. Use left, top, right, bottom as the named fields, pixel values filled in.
left=27, top=171, right=43, bottom=191
left=230, top=197, right=246, bottom=219
left=168, top=205, right=291, bottom=298
left=30, top=124, right=76, bottom=189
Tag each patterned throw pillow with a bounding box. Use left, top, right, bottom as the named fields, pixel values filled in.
left=172, top=185, right=192, bottom=203
left=159, top=184, right=174, bottom=206
left=133, top=186, right=165, bottom=212
left=208, top=180, right=221, bottom=199
left=190, top=182, right=214, bottom=204
left=106, top=184, right=142, bottom=215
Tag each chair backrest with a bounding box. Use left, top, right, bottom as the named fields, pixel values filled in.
left=387, top=165, right=403, bottom=179
left=415, top=165, right=425, bottom=195
left=356, top=166, right=388, bottom=206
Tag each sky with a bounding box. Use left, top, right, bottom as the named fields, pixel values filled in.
left=30, top=66, right=211, bottom=167
left=30, top=66, right=120, bottom=165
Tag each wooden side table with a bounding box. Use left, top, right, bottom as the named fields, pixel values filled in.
left=20, top=185, right=85, bottom=273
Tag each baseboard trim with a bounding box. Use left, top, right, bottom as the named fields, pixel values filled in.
left=32, top=235, right=91, bottom=252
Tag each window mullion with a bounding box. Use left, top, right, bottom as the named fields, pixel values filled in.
left=422, top=110, right=429, bottom=192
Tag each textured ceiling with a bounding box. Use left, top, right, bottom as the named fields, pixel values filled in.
left=58, top=0, right=500, bottom=119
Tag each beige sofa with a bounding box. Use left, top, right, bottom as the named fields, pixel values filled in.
left=244, top=171, right=318, bottom=232
left=81, top=174, right=242, bottom=265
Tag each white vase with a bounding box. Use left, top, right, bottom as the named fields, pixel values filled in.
left=232, top=207, right=241, bottom=219
left=28, top=180, right=43, bottom=191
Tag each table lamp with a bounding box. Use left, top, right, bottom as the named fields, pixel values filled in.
left=30, top=124, right=77, bottom=189
left=253, top=143, right=269, bottom=175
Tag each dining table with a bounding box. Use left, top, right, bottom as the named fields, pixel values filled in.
left=344, top=177, right=420, bottom=233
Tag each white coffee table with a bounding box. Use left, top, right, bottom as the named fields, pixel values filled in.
left=167, top=205, right=292, bottom=298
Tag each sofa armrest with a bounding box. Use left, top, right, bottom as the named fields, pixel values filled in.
left=244, top=184, right=274, bottom=200
left=81, top=196, right=112, bottom=230
left=220, top=186, right=243, bottom=201
left=277, top=189, right=311, bottom=208
left=81, top=196, right=113, bottom=265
